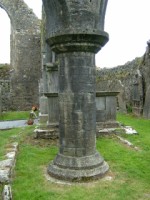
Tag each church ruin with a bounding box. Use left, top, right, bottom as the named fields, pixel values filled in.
left=0, top=0, right=41, bottom=110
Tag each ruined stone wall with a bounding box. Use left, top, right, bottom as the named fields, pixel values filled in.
left=96, top=46, right=150, bottom=118
left=139, top=42, right=150, bottom=118
left=96, top=57, right=143, bottom=113
left=0, top=64, right=11, bottom=111
left=0, top=0, right=41, bottom=111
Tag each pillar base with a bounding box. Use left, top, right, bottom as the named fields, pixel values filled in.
left=97, top=121, right=120, bottom=129
left=34, top=128, right=59, bottom=139
left=47, top=152, right=109, bottom=182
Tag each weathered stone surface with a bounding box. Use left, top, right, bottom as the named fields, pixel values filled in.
left=117, top=136, right=139, bottom=150
left=0, top=142, right=18, bottom=200
left=96, top=58, right=141, bottom=113
left=41, top=7, right=59, bottom=127
left=34, top=128, right=59, bottom=139
left=0, top=169, right=10, bottom=183
left=39, top=52, right=48, bottom=124
left=44, top=62, right=59, bottom=127
left=0, top=159, right=14, bottom=169
left=143, top=85, right=150, bottom=118
left=0, top=0, right=41, bottom=110
left=48, top=160, right=109, bottom=182
left=43, top=0, right=109, bottom=181
left=141, top=41, right=150, bottom=118
left=39, top=113, right=48, bottom=124
left=123, top=126, right=138, bottom=134
left=39, top=78, right=48, bottom=116
left=2, top=185, right=12, bottom=200
left=96, top=91, right=120, bottom=132
left=11, top=142, right=18, bottom=151
left=96, top=40, right=150, bottom=119
left=0, top=64, right=11, bottom=111
left=5, top=152, right=15, bottom=160
left=0, top=142, right=18, bottom=186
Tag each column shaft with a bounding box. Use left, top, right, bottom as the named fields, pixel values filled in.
left=59, top=52, right=96, bottom=157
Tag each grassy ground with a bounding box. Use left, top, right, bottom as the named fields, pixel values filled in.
left=0, top=113, right=150, bottom=199
left=0, top=111, right=30, bottom=121
left=0, top=126, right=33, bottom=195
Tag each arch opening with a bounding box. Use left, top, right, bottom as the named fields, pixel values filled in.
left=0, top=7, right=10, bottom=64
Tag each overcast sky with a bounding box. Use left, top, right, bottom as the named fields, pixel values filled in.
left=0, top=0, right=150, bottom=68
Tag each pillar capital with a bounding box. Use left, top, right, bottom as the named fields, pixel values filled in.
left=43, top=0, right=109, bottom=53
left=46, top=32, right=108, bottom=54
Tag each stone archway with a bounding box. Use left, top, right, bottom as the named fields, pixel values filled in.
left=0, top=0, right=41, bottom=110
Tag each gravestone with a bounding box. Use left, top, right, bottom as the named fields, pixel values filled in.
left=96, top=91, right=120, bottom=130
left=132, top=72, right=143, bottom=116
left=43, top=0, right=109, bottom=181
left=132, top=82, right=142, bottom=116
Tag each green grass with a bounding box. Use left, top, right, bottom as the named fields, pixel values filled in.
left=0, top=126, right=35, bottom=160
left=0, top=113, right=150, bottom=199
left=117, top=112, right=150, bottom=150
left=0, top=111, right=30, bottom=121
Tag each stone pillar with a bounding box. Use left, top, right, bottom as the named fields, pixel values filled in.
left=39, top=51, right=48, bottom=124
left=39, top=6, right=51, bottom=125
left=44, top=93, right=58, bottom=126
left=39, top=78, right=48, bottom=124
left=43, top=0, right=109, bottom=181
left=35, top=61, right=59, bottom=139
left=44, top=62, right=59, bottom=128
left=96, top=91, right=120, bottom=130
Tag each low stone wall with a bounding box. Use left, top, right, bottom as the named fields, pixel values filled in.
left=0, top=142, right=18, bottom=200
